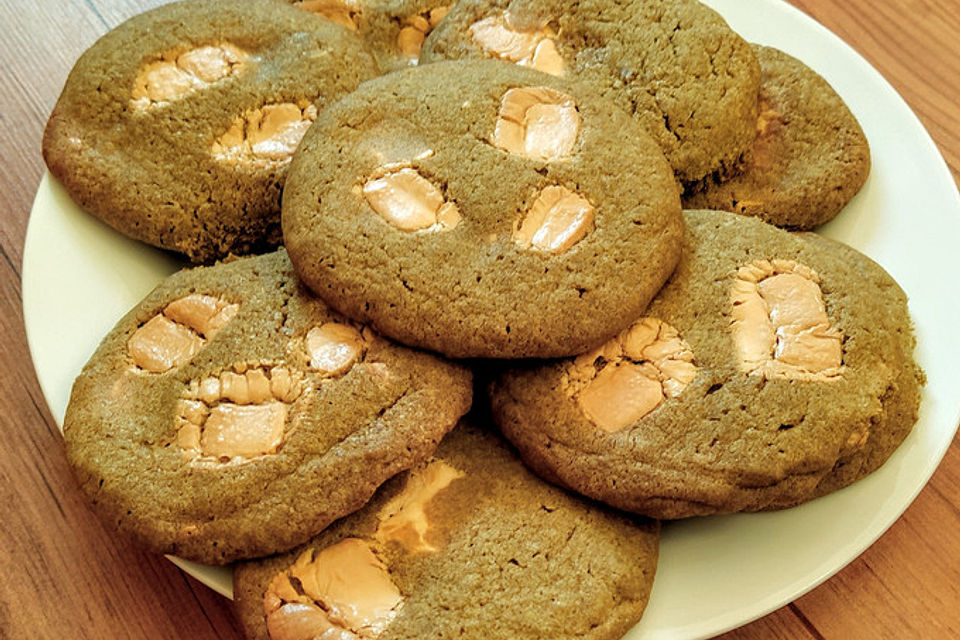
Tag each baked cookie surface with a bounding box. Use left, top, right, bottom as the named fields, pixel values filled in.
left=233, top=421, right=659, bottom=640
left=282, top=59, right=684, bottom=359
left=683, top=45, right=871, bottom=228
left=771, top=232, right=923, bottom=507
left=43, top=0, right=379, bottom=262
left=288, top=0, right=458, bottom=71
left=62, top=250, right=472, bottom=564
left=420, top=0, right=761, bottom=185
left=490, top=210, right=922, bottom=518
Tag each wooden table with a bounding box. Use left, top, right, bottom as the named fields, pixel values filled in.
left=2, top=1, right=958, bottom=638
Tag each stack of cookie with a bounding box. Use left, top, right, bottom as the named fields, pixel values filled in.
left=44, top=0, right=921, bottom=638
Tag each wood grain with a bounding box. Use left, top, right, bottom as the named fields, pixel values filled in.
left=1, top=1, right=957, bottom=639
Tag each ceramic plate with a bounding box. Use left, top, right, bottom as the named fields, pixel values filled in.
left=22, top=0, right=960, bottom=637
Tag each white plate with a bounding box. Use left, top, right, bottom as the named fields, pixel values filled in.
left=22, top=0, right=960, bottom=637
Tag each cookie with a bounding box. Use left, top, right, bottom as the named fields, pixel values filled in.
left=62, top=250, right=472, bottom=564
left=490, top=210, right=922, bottom=518
left=282, top=59, right=684, bottom=359
left=683, top=45, right=871, bottom=228
left=42, top=0, right=379, bottom=262
left=420, top=0, right=761, bottom=185
left=767, top=232, right=923, bottom=507
left=288, top=0, right=458, bottom=71
left=233, top=421, right=659, bottom=640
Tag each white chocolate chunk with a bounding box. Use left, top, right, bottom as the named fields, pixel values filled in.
left=212, top=102, right=318, bottom=166
left=363, top=167, right=461, bottom=232
left=131, top=43, right=248, bottom=108
left=396, top=5, right=451, bottom=60
left=530, top=38, right=564, bottom=75
left=295, top=0, right=361, bottom=30
left=620, top=319, right=660, bottom=360
left=570, top=318, right=697, bottom=433
left=179, top=399, right=209, bottom=426
left=730, top=260, right=843, bottom=380
left=470, top=13, right=564, bottom=75
left=305, top=322, right=366, bottom=376
left=265, top=540, right=402, bottom=639
left=579, top=362, right=664, bottom=434
left=177, top=365, right=306, bottom=461
left=375, top=460, right=464, bottom=553
left=177, top=47, right=233, bottom=83
left=200, top=402, right=288, bottom=459
left=176, top=422, right=201, bottom=451
left=659, top=359, right=697, bottom=397
left=245, top=368, right=272, bottom=404
left=220, top=371, right=249, bottom=404
left=514, top=185, right=594, bottom=253
left=364, top=168, right=442, bottom=230
left=757, top=97, right=784, bottom=138
left=266, top=602, right=346, bottom=640
left=428, top=6, right=449, bottom=26
left=435, top=201, right=462, bottom=229
left=397, top=26, right=427, bottom=58
left=128, top=315, right=203, bottom=373
left=270, top=367, right=300, bottom=404
left=199, top=376, right=222, bottom=405
left=251, top=105, right=314, bottom=159
left=845, top=426, right=870, bottom=452
left=492, top=87, right=580, bottom=161
left=133, top=64, right=196, bottom=103
left=471, top=16, right=541, bottom=61
left=164, top=294, right=239, bottom=338
left=128, top=294, right=237, bottom=373
left=407, top=15, right=429, bottom=32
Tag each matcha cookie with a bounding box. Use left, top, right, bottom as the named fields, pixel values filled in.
left=43, top=0, right=379, bottom=262
left=62, top=250, right=472, bottom=564
left=770, top=232, right=922, bottom=507
left=420, top=0, right=761, bottom=185
left=490, top=210, right=922, bottom=518
left=288, top=0, right=458, bottom=71
left=683, top=45, right=871, bottom=228
left=283, top=59, right=684, bottom=359
left=234, top=422, right=659, bottom=640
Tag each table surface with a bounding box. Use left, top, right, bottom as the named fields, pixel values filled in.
left=2, top=0, right=959, bottom=638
